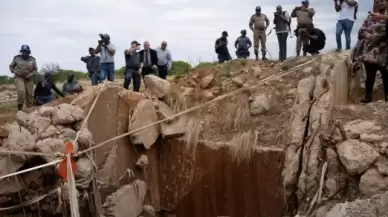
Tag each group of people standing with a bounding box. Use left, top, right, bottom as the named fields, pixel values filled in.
left=80, top=34, right=172, bottom=92
left=215, top=0, right=331, bottom=63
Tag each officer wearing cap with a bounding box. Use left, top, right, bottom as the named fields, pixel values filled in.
left=235, top=29, right=252, bottom=59
left=9, top=45, right=38, bottom=110
left=215, top=31, right=232, bottom=63
left=249, top=6, right=270, bottom=60
left=291, top=0, right=315, bottom=56
left=124, top=41, right=142, bottom=91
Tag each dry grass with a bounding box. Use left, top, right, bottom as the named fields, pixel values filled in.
left=222, top=93, right=251, bottom=131
left=183, top=115, right=203, bottom=152
left=229, top=130, right=258, bottom=164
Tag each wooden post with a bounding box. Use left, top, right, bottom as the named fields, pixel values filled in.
left=333, top=60, right=349, bottom=105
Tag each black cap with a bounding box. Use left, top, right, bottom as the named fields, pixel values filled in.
left=131, top=40, right=140, bottom=45
left=222, top=31, right=228, bottom=36
left=256, top=6, right=261, bottom=11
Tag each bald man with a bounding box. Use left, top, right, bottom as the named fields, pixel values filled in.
left=139, top=41, right=158, bottom=77
left=156, top=41, right=172, bottom=79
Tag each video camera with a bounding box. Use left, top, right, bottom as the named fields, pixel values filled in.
left=98, top=33, right=107, bottom=45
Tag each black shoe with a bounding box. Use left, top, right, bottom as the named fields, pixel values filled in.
left=17, top=104, right=23, bottom=111
left=255, top=56, right=259, bottom=60
left=360, top=98, right=372, bottom=104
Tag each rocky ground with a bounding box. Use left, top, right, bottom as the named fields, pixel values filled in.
left=0, top=51, right=388, bottom=217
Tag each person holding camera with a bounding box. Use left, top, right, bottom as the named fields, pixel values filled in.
left=249, top=6, right=270, bottom=60
left=124, top=41, right=142, bottom=91
left=81, top=47, right=100, bottom=85
left=234, top=29, right=252, bottom=59
left=215, top=31, right=232, bottom=63
left=95, top=33, right=116, bottom=82
left=291, top=0, right=315, bottom=56
left=274, top=5, right=291, bottom=61
left=9, top=45, right=37, bottom=111
left=139, top=41, right=158, bottom=78
left=334, top=0, right=358, bottom=51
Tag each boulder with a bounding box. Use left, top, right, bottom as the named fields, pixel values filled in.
left=102, top=180, right=147, bottom=217
left=36, top=138, right=69, bottom=162
left=15, top=111, right=51, bottom=135
left=337, top=139, right=379, bottom=175
left=359, top=168, right=388, bottom=196
left=375, top=156, right=388, bottom=176
left=38, top=106, right=56, bottom=117
left=129, top=99, right=159, bottom=149
left=76, top=127, right=93, bottom=148
left=326, top=199, right=378, bottom=217
left=249, top=94, right=270, bottom=115
left=200, top=71, right=215, bottom=88
left=52, top=103, right=85, bottom=125
left=360, top=133, right=384, bottom=143
left=59, top=128, right=77, bottom=140
left=117, top=89, right=146, bottom=107
left=3, top=122, right=36, bottom=151
left=344, top=120, right=381, bottom=138
left=75, top=157, right=93, bottom=180
left=156, top=101, right=186, bottom=138
left=40, top=125, right=61, bottom=139
left=144, top=75, right=171, bottom=99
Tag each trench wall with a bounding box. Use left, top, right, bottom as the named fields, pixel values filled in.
left=84, top=88, right=285, bottom=217
left=159, top=140, right=285, bottom=217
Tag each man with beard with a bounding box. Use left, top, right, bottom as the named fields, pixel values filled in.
left=249, top=6, right=270, bottom=60
left=9, top=45, right=37, bottom=110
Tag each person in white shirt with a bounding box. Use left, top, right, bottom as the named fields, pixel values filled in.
left=155, top=41, right=172, bottom=79
left=334, top=0, right=358, bottom=51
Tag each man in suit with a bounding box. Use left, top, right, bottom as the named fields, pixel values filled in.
left=139, top=41, right=158, bottom=78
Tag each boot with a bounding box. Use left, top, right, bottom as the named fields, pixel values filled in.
left=254, top=51, right=259, bottom=60
left=17, top=104, right=23, bottom=111
left=262, top=53, right=267, bottom=60
left=296, top=50, right=300, bottom=56
left=303, top=51, right=307, bottom=56
left=360, top=93, right=372, bottom=104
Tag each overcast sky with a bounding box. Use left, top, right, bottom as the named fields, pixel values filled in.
left=0, top=0, right=373, bottom=75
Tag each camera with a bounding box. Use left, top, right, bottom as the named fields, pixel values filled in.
left=98, top=33, right=106, bottom=45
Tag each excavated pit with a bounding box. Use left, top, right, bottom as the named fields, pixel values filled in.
left=80, top=86, right=286, bottom=217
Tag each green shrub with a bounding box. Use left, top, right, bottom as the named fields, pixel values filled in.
left=169, top=61, right=191, bottom=75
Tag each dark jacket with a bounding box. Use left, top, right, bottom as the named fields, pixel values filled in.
left=81, top=55, right=100, bottom=74
left=125, top=51, right=141, bottom=69
left=34, top=80, right=64, bottom=98
left=139, top=49, right=158, bottom=67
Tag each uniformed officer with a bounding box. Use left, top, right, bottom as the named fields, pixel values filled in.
left=9, top=45, right=37, bottom=110
left=249, top=6, right=270, bottom=60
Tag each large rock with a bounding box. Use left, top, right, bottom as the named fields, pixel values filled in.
left=36, top=138, right=69, bottom=162
left=103, top=180, right=147, bottom=217
left=337, top=139, right=379, bottom=175
left=144, top=75, right=171, bottom=99
left=156, top=101, right=185, bottom=138
left=129, top=99, right=159, bottom=149
left=15, top=111, right=51, bottom=136
left=117, top=89, right=145, bottom=107
left=375, top=156, right=388, bottom=176
left=326, top=191, right=388, bottom=217
left=249, top=94, right=270, bottom=115
left=359, top=168, right=388, bottom=196
left=344, top=120, right=382, bottom=138
left=75, top=157, right=93, bottom=180
left=52, top=103, right=85, bottom=125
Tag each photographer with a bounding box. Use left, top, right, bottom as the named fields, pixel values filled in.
left=334, top=0, right=358, bottom=51
left=274, top=5, right=291, bottom=61
left=291, top=0, right=315, bottom=56
left=95, top=33, right=116, bottom=82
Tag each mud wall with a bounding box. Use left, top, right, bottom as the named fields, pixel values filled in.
left=159, top=140, right=285, bottom=217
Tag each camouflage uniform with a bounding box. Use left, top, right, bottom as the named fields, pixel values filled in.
left=351, top=17, right=388, bottom=102
left=9, top=55, right=37, bottom=109
left=249, top=13, right=269, bottom=60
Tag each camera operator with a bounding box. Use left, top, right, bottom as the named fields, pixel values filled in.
left=274, top=5, right=291, bottom=61
left=291, top=0, right=315, bottom=56
left=95, top=33, right=116, bottom=82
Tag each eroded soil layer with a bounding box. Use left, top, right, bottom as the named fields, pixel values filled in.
left=159, top=140, right=285, bottom=217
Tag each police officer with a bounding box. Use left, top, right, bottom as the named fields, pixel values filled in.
left=9, top=45, right=37, bottom=110
left=291, top=0, right=315, bottom=56
left=249, top=6, right=270, bottom=60
left=235, top=30, right=252, bottom=59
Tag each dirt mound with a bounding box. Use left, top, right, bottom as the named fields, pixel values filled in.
left=166, top=56, right=319, bottom=148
